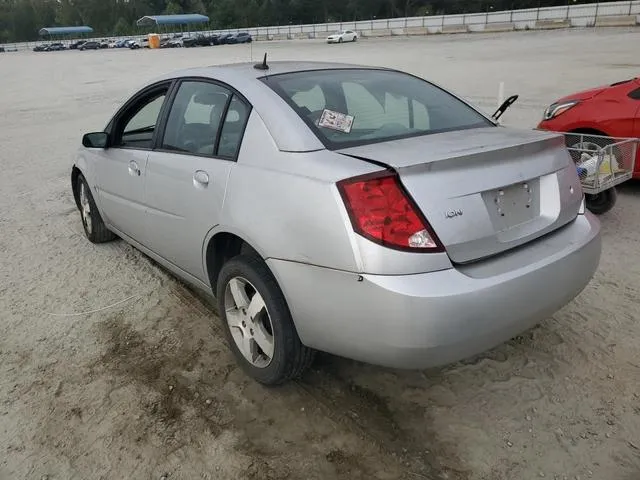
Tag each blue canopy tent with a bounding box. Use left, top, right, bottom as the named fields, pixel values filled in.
left=39, top=26, right=94, bottom=37
left=136, top=14, right=210, bottom=34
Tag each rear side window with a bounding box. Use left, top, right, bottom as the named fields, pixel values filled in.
left=162, top=81, right=231, bottom=156
left=218, top=96, right=251, bottom=158
left=629, top=87, right=640, bottom=100
left=263, top=69, right=491, bottom=149
left=161, top=80, right=251, bottom=159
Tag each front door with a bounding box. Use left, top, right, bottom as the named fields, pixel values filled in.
left=144, top=79, right=251, bottom=282
left=95, top=83, right=172, bottom=242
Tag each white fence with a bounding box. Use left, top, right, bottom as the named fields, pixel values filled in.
left=2, top=0, right=639, bottom=51
left=224, top=0, right=640, bottom=36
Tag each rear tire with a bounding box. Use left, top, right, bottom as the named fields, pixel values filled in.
left=76, top=174, right=116, bottom=243
left=338, top=37, right=343, bottom=43
left=216, top=254, right=315, bottom=385
left=586, top=188, right=618, bottom=215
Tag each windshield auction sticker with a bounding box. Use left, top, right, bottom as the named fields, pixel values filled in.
left=318, top=109, right=354, bottom=134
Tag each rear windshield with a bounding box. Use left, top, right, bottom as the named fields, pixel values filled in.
left=262, top=69, right=493, bottom=149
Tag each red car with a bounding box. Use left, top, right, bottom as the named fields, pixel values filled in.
left=538, top=77, right=640, bottom=213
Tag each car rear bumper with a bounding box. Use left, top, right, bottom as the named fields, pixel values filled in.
left=268, top=213, right=601, bottom=369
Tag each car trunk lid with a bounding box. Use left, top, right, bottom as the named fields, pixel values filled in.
left=337, top=127, right=583, bottom=263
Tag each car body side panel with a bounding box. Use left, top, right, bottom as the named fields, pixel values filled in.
left=222, top=111, right=464, bottom=276
left=93, top=148, right=149, bottom=241
left=145, top=150, right=233, bottom=283
left=109, top=223, right=212, bottom=294
left=219, top=111, right=373, bottom=273
left=73, top=150, right=108, bottom=221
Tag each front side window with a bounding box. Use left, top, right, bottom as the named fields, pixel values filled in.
left=263, top=69, right=492, bottom=149
left=114, top=88, right=168, bottom=149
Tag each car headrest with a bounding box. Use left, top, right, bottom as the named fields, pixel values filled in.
left=193, top=91, right=228, bottom=106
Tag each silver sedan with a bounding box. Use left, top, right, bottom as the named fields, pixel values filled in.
left=71, top=61, right=601, bottom=384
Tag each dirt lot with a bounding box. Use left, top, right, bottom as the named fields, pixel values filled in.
left=1, top=27, right=640, bottom=480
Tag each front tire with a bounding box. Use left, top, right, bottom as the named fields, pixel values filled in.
left=217, top=255, right=315, bottom=385
left=338, top=37, right=343, bottom=43
left=76, top=174, right=116, bottom=243
left=586, top=188, right=618, bottom=215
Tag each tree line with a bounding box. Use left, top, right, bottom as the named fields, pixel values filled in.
left=0, top=0, right=624, bottom=43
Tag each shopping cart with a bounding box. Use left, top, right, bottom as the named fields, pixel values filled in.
left=563, top=133, right=637, bottom=214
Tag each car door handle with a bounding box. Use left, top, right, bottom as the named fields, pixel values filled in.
left=193, top=170, right=209, bottom=188
left=128, top=160, right=141, bottom=176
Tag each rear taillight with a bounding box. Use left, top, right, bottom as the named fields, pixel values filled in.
left=337, top=170, right=444, bottom=253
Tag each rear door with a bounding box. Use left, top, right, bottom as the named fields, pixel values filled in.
left=144, top=79, right=251, bottom=282
left=95, top=82, right=172, bottom=243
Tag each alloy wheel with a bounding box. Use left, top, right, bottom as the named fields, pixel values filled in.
left=79, top=182, right=92, bottom=235
left=224, top=276, right=275, bottom=368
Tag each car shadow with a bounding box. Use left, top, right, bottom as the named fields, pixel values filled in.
left=617, top=179, right=640, bottom=198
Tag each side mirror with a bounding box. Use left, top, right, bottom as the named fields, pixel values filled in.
left=82, top=132, right=110, bottom=149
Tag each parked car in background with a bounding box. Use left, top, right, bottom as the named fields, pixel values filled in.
left=128, top=38, right=149, bottom=49
left=227, top=32, right=253, bottom=44
left=46, top=42, right=66, bottom=51
left=99, top=40, right=110, bottom=49
left=33, top=44, right=49, bottom=52
left=217, top=33, right=233, bottom=44
left=538, top=77, right=640, bottom=214
left=69, top=40, right=86, bottom=50
left=79, top=41, right=100, bottom=51
left=0, top=46, right=5, bottom=53
left=71, top=61, right=601, bottom=385
left=114, top=39, right=131, bottom=48
left=327, top=30, right=358, bottom=43
left=183, top=34, right=216, bottom=47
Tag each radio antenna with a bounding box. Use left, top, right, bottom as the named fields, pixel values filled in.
left=253, top=52, right=269, bottom=71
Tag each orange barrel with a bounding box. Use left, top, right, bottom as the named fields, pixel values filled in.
left=148, top=33, right=160, bottom=49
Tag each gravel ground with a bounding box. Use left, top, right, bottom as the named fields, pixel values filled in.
left=1, top=27, right=640, bottom=480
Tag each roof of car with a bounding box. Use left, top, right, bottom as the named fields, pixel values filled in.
left=158, top=61, right=389, bottom=81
